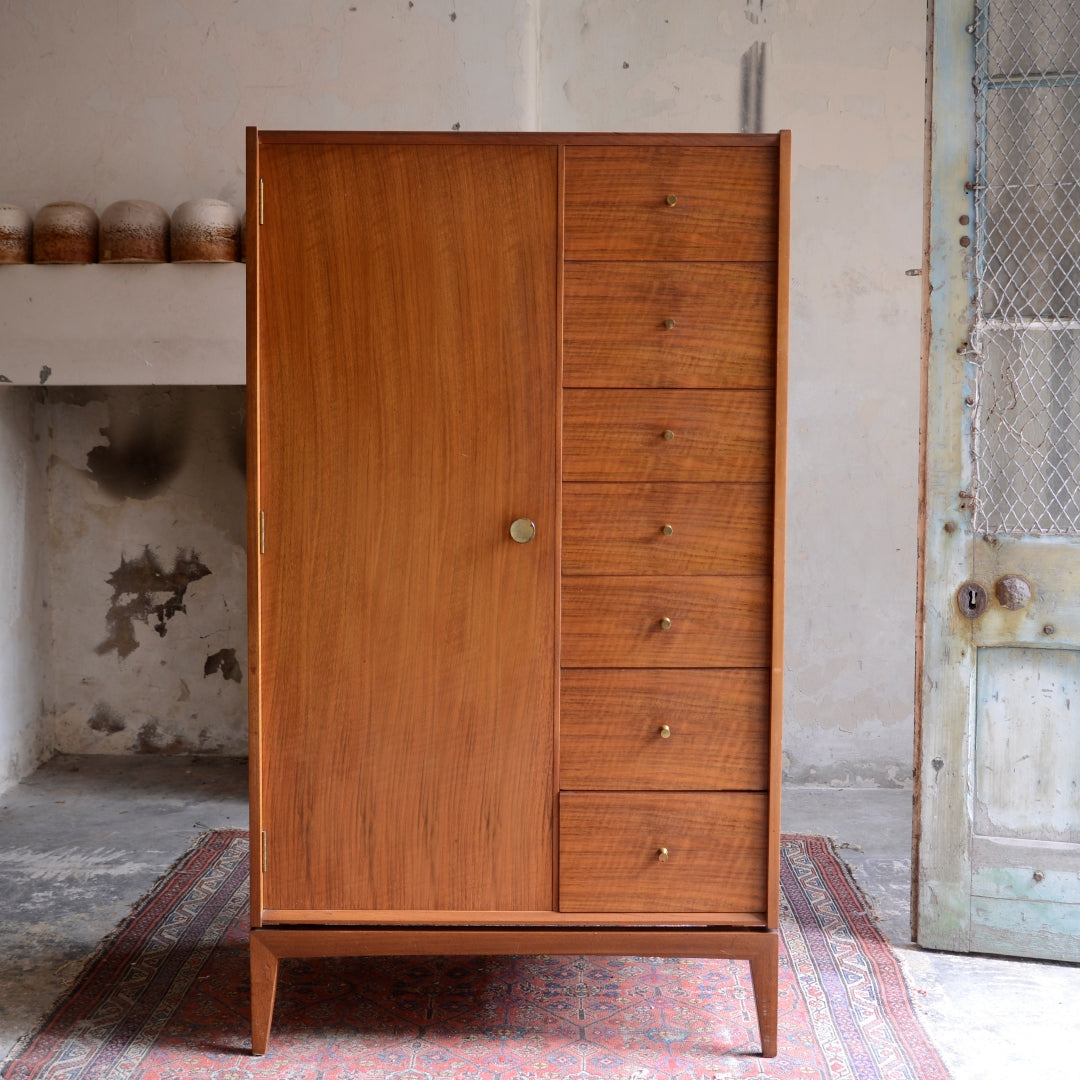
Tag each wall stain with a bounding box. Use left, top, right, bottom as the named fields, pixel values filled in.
left=87, top=703, right=126, bottom=734
left=739, top=41, right=767, bottom=133
left=39, top=365, right=52, bottom=384
left=204, top=648, right=242, bottom=683
left=96, top=547, right=211, bottom=659
left=87, top=418, right=187, bottom=500
left=134, top=721, right=189, bottom=755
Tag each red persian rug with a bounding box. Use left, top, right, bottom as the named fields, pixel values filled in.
left=2, top=831, right=950, bottom=1080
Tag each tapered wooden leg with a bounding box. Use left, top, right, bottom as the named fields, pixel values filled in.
left=247, top=926, right=780, bottom=1057
left=747, top=929, right=779, bottom=1057
left=250, top=931, right=280, bottom=1056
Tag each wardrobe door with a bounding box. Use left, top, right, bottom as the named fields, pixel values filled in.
left=256, top=142, right=558, bottom=914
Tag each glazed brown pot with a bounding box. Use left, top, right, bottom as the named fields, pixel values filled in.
left=171, top=198, right=240, bottom=262
left=100, top=199, right=170, bottom=263
left=34, top=202, right=99, bottom=263
left=0, top=204, right=33, bottom=263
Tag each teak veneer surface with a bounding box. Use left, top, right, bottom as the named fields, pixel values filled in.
left=248, top=129, right=788, bottom=1059
left=256, top=142, right=557, bottom=913
left=563, top=389, right=775, bottom=483
left=559, top=792, right=769, bottom=913
left=562, top=482, right=773, bottom=576
left=561, top=575, right=771, bottom=668
left=560, top=668, right=771, bottom=790
left=564, top=262, right=777, bottom=388
left=563, top=146, right=780, bottom=262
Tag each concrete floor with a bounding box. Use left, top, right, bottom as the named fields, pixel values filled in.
left=0, top=757, right=1077, bottom=1078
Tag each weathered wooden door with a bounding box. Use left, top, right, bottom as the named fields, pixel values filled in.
left=253, top=140, right=558, bottom=916
left=917, top=0, right=1080, bottom=960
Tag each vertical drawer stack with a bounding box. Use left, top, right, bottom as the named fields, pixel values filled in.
left=559, top=144, right=781, bottom=917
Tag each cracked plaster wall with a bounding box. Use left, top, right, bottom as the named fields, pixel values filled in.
left=43, top=388, right=247, bottom=763
left=0, top=0, right=927, bottom=788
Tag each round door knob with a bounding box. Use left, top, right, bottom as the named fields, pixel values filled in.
left=663, top=317, right=676, bottom=330
left=661, top=429, right=675, bottom=441
left=657, top=846, right=670, bottom=862
left=658, top=724, right=672, bottom=739
left=659, top=617, right=672, bottom=630
left=665, top=194, right=678, bottom=206
left=661, top=524, right=673, bottom=536
left=509, top=518, right=536, bottom=543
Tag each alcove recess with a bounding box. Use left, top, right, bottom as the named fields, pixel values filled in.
left=0, top=263, right=248, bottom=770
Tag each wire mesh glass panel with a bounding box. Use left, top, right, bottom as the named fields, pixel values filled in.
left=972, top=0, right=1080, bottom=535
left=982, top=0, right=1080, bottom=79
left=975, top=325, right=1080, bottom=535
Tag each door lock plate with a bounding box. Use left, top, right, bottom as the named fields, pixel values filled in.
left=957, top=581, right=988, bottom=619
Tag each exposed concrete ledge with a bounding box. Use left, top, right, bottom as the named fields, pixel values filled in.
left=0, top=263, right=245, bottom=386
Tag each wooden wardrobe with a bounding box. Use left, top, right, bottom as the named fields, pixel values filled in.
left=246, top=129, right=789, bottom=1057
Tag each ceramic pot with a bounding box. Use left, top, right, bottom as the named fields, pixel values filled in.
left=171, top=198, right=240, bottom=262
left=34, top=202, right=99, bottom=263
left=100, top=199, right=170, bottom=262
left=0, top=204, right=32, bottom=263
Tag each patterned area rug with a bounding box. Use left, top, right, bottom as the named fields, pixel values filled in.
left=2, top=831, right=949, bottom=1080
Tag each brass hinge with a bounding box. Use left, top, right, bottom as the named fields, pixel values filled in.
left=260, top=509, right=266, bottom=554
left=262, top=830, right=268, bottom=873
left=258, top=178, right=265, bottom=225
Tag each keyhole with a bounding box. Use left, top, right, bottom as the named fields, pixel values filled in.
left=956, top=581, right=987, bottom=618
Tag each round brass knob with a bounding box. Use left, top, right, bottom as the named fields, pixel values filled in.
left=657, top=847, right=670, bottom=862
left=663, top=317, right=676, bottom=330
left=509, top=518, right=536, bottom=544
left=659, top=724, right=671, bottom=739
left=662, top=429, right=675, bottom=441
left=659, top=617, right=672, bottom=630
left=661, top=524, right=673, bottom=536
left=666, top=194, right=678, bottom=206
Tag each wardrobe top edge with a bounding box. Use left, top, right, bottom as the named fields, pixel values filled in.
left=251, top=130, right=786, bottom=148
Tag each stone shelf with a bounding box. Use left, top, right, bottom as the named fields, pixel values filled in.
left=0, top=263, right=245, bottom=386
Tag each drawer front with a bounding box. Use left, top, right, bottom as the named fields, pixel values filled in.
left=562, top=482, right=773, bottom=576
left=564, top=146, right=779, bottom=261
left=561, top=576, right=771, bottom=668
left=560, top=668, right=770, bottom=791
left=559, top=792, right=769, bottom=913
left=564, top=262, right=777, bottom=388
left=563, top=390, right=774, bottom=483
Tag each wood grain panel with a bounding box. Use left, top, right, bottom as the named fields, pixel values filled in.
left=564, top=262, right=777, bottom=388
left=561, top=576, right=771, bottom=668
left=562, top=482, right=773, bottom=576
left=563, top=390, right=774, bottom=483
left=564, top=146, right=779, bottom=261
left=559, top=792, right=769, bottom=912
left=256, top=142, right=557, bottom=914
left=560, top=668, right=770, bottom=790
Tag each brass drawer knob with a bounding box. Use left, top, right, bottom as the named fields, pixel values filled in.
left=509, top=518, right=536, bottom=543
left=658, top=724, right=672, bottom=739
left=663, top=317, right=676, bottom=330
left=665, top=194, right=678, bottom=206
left=661, top=524, right=673, bottom=536
left=661, top=429, right=675, bottom=441
left=659, top=617, right=672, bottom=630
left=657, top=846, right=670, bottom=862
